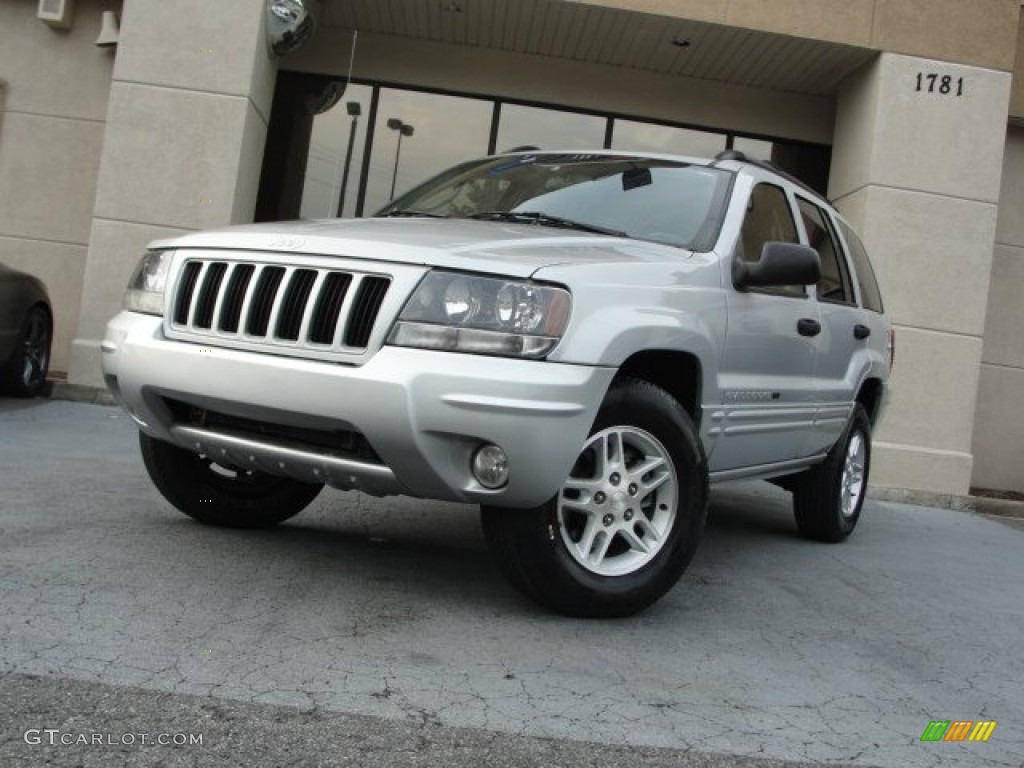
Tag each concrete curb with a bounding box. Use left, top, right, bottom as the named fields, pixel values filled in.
left=868, top=486, right=1024, bottom=519
left=49, top=382, right=117, bottom=406
left=868, top=486, right=974, bottom=512
left=971, top=495, right=1024, bottom=519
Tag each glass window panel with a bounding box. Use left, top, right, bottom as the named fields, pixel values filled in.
left=740, top=183, right=804, bottom=298
left=837, top=219, right=884, bottom=313
left=797, top=197, right=854, bottom=305
left=612, top=120, right=725, bottom=157
left=300, top=84, right=373, bottom=220
left=495, top=104, right=606, bottom=153
left=385, top=155, right=732, bottom=250
left=362, top=88, right=492, bottom=215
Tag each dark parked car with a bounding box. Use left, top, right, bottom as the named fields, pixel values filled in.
left=0, top=263, right=52, bottom=397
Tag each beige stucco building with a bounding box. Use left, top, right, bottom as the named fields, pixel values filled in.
left=1, top=0, right=1022, bottom=500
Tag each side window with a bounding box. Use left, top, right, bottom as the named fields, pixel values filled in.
left=837, top=220, right=884, bottom=313
left=738, top=183, right=803, bottom=298
left=797, top=198, right=854, bottom=305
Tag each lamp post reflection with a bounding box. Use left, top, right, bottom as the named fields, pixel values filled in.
left=335, top=100, right=361, bottom=218
left=387, top=117, right=415, bottom=201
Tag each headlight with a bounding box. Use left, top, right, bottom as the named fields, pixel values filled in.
left=388, top=271, right=571, bottom=359
left=123, top=249, right=173, bottom=316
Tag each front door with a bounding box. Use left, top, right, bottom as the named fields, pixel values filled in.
left=712, top=177, right=821, bottom=472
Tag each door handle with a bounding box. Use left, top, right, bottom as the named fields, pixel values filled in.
left=854, top=324, right=871, bottom=340
left=797, top=318, right=821, bottom=337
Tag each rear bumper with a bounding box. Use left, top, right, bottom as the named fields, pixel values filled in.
left=102, top=312, right=614, bottom=507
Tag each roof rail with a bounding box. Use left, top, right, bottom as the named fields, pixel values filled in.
left=713, top=148, right=826, bottom=203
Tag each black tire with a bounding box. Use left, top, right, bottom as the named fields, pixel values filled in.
left=481, top=377, right=708, bottom=618
left=2, top=304, right=51, bottom=397
left=139, top=432, right=323, bottom=528
left=792, top=403, right=871, bottom=542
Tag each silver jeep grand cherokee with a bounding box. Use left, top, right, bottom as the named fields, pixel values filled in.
left=102, top=150, right=892, bottom=617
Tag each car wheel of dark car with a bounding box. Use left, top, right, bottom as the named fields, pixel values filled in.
left=481, top=378, right=708, bottom=618
left=139, top=432, right=324, bottom=528
left=792, top=403, right=871, bottom=542
left=2, top=304, right=51, bottom=398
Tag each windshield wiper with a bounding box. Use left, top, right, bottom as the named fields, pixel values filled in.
left=378, top=209, right=449, bottom=218
left=469, top=210, right=627, bottom=238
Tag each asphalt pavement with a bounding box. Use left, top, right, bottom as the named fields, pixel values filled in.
left=1, top=399, right=1022, bottom=767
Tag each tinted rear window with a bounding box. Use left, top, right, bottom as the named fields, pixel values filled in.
left=837, top=220, right=884, bottom=313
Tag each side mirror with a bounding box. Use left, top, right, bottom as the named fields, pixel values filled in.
left=733, top=242, right=821, bottom=291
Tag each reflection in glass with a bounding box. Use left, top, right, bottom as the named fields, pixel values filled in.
left=300, top=83, right=372, bottom=219
left=612, top=120, right=725, bottom=157
left=385, top=118, right=415, bottom=200
left=363, top=89, right=492, bottom=215
left=496, top=104, right=606, bottom=153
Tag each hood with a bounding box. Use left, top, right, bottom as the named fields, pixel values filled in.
left=150, top=218, right=688, bottom=278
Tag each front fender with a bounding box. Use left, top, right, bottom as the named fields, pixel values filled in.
left=538, top=260, right=727, bottom=404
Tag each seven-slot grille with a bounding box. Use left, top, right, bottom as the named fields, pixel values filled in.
left=170, top=259, right=391, bottom=354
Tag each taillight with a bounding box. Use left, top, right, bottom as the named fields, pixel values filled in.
left=887, top=328, right=896, bottom=370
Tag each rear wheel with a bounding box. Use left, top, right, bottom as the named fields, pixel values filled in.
left=139, top=432, right=323, bottom=528
left=2, top=304, right=51, bottom=397
left=482, top=378, right=708, bottom=617
left=792, top=404, right=871, bottom=542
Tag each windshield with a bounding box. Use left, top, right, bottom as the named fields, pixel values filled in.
left=377, top=153, right=733, bottom=251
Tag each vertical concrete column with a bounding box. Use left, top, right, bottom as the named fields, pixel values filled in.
left=69, top=0, right=277, bottom=387
left=971, top=127, right=1024, bottom=493
left=830, top=54, right=1011, bottom=496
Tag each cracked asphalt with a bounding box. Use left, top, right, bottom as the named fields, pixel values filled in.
left=1, top=399, right=1022, bottom=767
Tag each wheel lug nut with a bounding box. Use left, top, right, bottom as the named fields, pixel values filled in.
left=594, top=492, right=606, bottom=504
left=610, top=473, right=621, bottom=485
left=624, top=509, right=634, bottom=521
left=602, top=514, right=614, bottom=527
left=628, top=483, right=638, bottom=496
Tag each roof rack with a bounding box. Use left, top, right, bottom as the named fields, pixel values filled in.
left=712, top=149, right=826, bottom=203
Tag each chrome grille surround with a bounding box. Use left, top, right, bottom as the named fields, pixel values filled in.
left=163, top=251, right=426, bottom=364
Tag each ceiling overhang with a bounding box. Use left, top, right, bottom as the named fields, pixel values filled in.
left=320, top=0, right=877, bottom=96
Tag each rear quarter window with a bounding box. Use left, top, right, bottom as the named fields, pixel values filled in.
left=837, top=220, right=884, bottom=313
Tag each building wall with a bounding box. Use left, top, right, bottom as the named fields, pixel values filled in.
left=1010, top=5, right=1024, bottom=120
left=830, top=54, right=1011, bottom=495
left=68, top=0, right=277, bottom=388
left=0, top=0, right=115, bottom=375
left=972, top=125, right=1024, bottom=493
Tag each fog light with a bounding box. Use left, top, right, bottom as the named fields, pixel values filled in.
left=472, top=444, right=509, bottom=489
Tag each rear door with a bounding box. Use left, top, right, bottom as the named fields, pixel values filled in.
left=793, top=195, right=862, bottom=456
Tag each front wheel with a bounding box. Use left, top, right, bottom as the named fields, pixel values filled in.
left=482, top=378, right=708, bottom=618
left=139, top=432, right=323, bottom=528
left=792, top=404, right=871, bottom=542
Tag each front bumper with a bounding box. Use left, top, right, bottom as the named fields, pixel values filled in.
left=102, top=312, right=614, bottom=508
